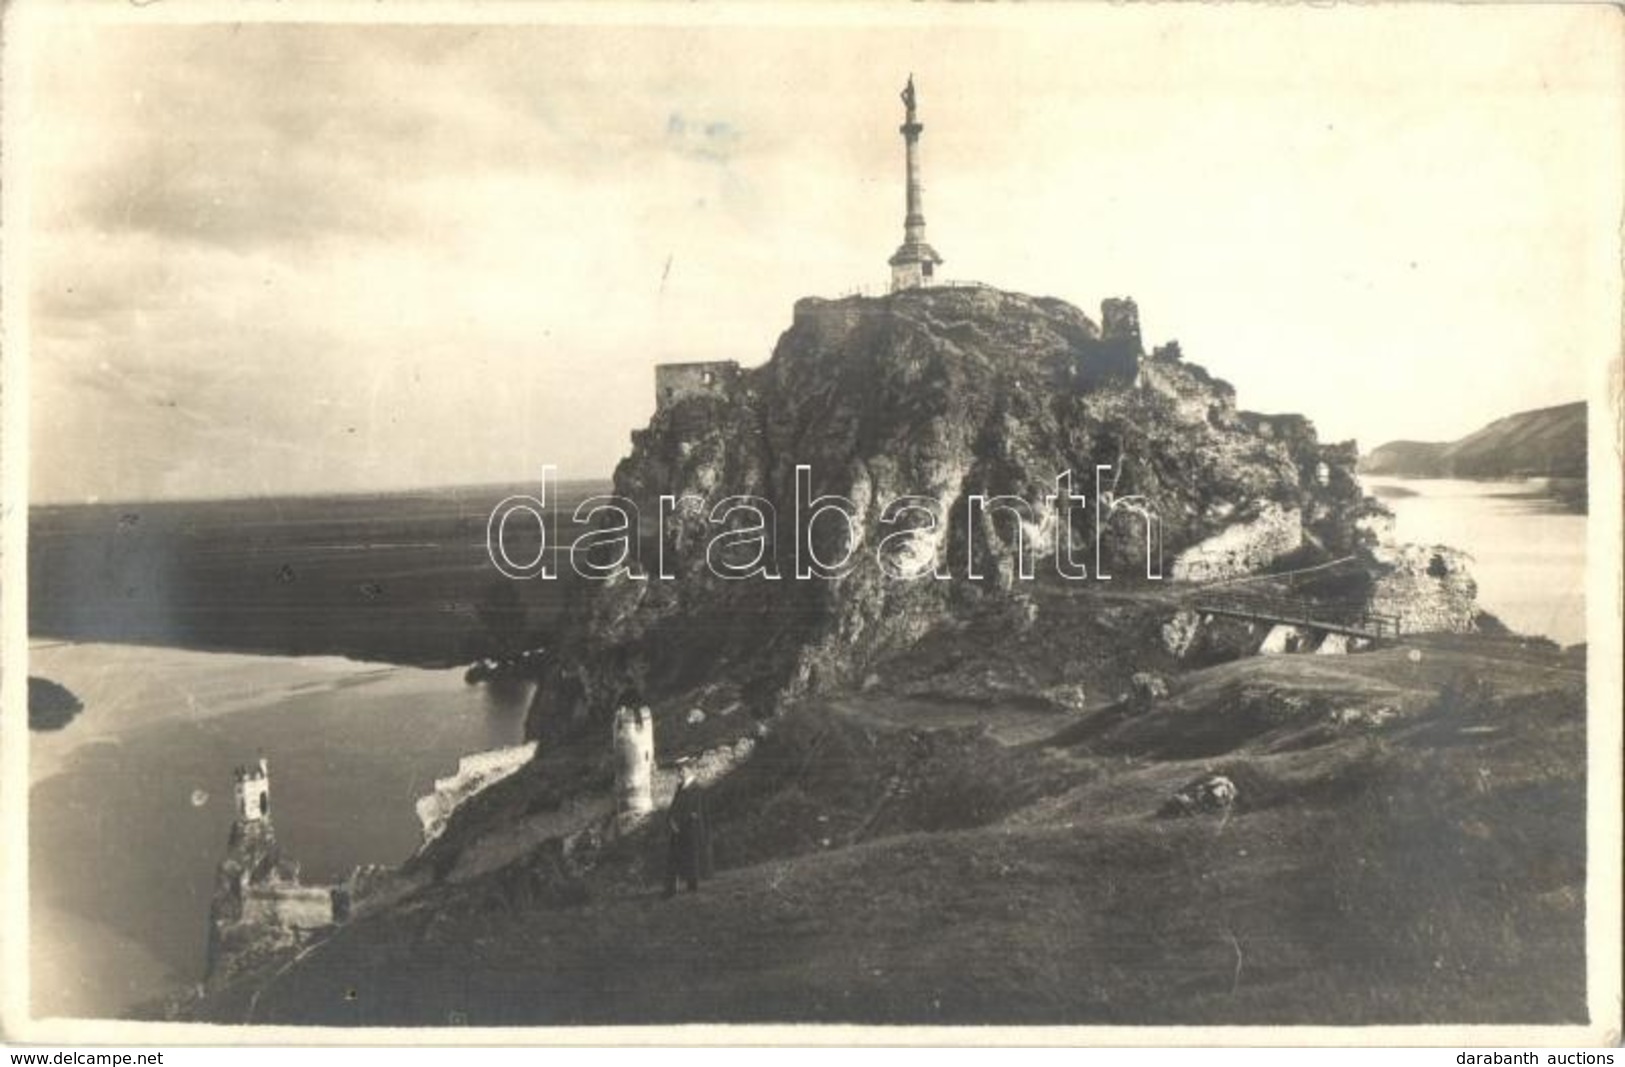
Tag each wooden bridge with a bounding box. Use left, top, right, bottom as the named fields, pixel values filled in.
left=1187, top=590, right=1402, bottom=642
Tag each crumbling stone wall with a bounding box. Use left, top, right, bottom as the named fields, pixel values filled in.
left=1367, top=543, right=1478, bottom=633
left=208, top=811, right=336, bottom=980
left=1072, top=341, right=1141, bottom=392
left=789, top=297, right=869, bottom=345
left=1237, top=411, right=1313, bottom=443
left=1100, top=297, right=1142, bottom=349
left=1141, top=359, right=1228, bottom=425
left=1170, top=502, right=1302, bottom=583
left=1064, top=297, right=1144, bottom=391
left=241, top=884, right=335, bottom=929
left=655, top=361, right=741, bottom=411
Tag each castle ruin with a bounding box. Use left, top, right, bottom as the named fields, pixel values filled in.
left=1099, top=297, right=1143, bottom=349
left=234, top=758, right=270, bottom=824
left=655, top=361, right=741, bottom=411
left=207, top=757, right=338, bottom=980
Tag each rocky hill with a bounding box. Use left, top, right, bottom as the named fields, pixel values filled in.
left=1361, top=401, right=1586, bottom=481
left=528, top=287, right=1385, bottom=748
left=165, top=287, right=1574, bottom=1029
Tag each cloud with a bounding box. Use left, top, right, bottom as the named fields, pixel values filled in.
left=18, top=12, right=1618, bottom=502
left=34, top=28, right=471, bottom=251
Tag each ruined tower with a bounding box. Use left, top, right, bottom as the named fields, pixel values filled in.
left=612, top=705, right=656, bottom=831
left=233, top=756, right=271, bottom=825
left=208, top=755, right=336, bottom=982
left=1100, top=298, right=1143, bottom=352
left=888, top=75, right=944, bottom=292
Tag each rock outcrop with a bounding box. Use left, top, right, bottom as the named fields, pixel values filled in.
left=26, top=677, right=83, bottom=731
left=1259, top=624, right=1317, bottom=655
left=415, top=742, right=539, bottom=848
left=526, top=288, right=1381, bottom=742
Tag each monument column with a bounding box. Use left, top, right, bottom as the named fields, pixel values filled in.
left=902, top=81, right=926, bottom=245
left=888, top=75, right=944, bottom=292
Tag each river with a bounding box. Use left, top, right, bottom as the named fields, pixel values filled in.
left=27, top=641, right=530, bottom=1020
left=1362, top=476, right=1587, bottom=646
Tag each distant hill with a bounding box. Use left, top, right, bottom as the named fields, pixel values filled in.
left=1361, top=402, right=1586, bottom=480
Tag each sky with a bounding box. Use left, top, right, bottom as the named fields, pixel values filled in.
left=13, top=4, right=1623, bottom=503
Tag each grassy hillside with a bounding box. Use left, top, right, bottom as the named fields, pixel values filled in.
left=1362, top=402, right=1585, bottom=481
left=178, top=631, right=1587, bottom=1027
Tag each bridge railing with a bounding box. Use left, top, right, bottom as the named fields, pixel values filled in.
left=1189, top=591, right=1401, bottom=641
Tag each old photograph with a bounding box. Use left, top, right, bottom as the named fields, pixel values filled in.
left=1, top=1, right=1619, bottom=1044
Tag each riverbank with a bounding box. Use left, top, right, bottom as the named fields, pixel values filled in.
left=181, top=630, right=1588, bottom=1026
left=1367, top=473, right=1585, bottom=515
left=27, top=640, right=529, bottom=1019
left=1361, top=477, right=1586, bottom=645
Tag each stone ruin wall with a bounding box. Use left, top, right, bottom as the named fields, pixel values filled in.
left=655, top=361, right=741, bottom=411
left=1140, top=359, right=1230, bottom=425
left=1099, top=297, right=1143, bottom=347
left=1169, top=502, right=1303, bottom=584
left=1367, top=543, right=1479, bottom=633
left=240, top=883, right=335, bottom=930
left=792, top=296, right=868, bottom=338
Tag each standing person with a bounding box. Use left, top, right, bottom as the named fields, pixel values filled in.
left=663, top=759, right=711, bottom=898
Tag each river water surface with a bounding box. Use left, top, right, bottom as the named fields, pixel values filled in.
left=28, top=641, right=529, bottom=1020
left=1362, top=476, right=1586, bottom=646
